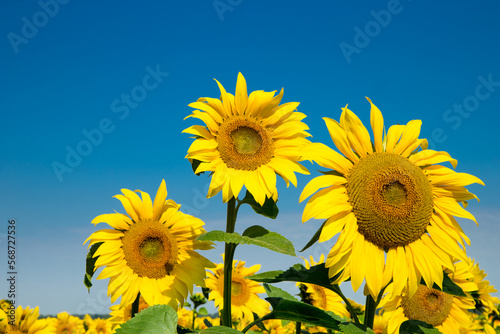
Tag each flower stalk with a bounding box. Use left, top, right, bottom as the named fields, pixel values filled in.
left=222, top=197, right=238, bottom=327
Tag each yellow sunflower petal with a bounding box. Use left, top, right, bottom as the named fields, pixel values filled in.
left=235, top=72, right=248, bottom=115
left=323, top=117, right=359, bottom=163
left=340, top=106, right=373, bottom=157
left=385, top=124, right=405, bottom=153
left=367, top=97, right=384, bottom=153
left=300, top=174, right=346, bottom=203
left=91, top=213, right=131, bottom=230
left=394, top=119, right=421, bottom=156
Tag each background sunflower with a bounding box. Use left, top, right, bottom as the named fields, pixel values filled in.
left=205, top=258, right=270, bottom=326
left=380, top=260, right=478, bottom=333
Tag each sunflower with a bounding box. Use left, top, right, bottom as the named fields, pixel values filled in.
left=176, top=307, right=193, bottom=329
left=51, top=312, right=84, bottom=334
left=300, top=98, right=483, bottom=299
left=83, top=315, right=113, bottom=334
left=183, top=72, right=311, bottom=205
left=262, top=319, right=296, bottom=334
left=372, top=312, right=389, bottom=334
left=195, top=316, right=220, bottom=330
left=381, top=260, right=478, bottom=333
left=108, top=296, right=149, bottom=329
left=206, top=258, right=270, bottom=325
left=298, top=255, right=350, bottom=319
left=4, top=305, right=54, bottom=334
left=468, top=258, right=500, bottom=315
left=84, top=180, right=214, bottom=309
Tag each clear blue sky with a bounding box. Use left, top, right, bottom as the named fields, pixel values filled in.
left=1, top=0, right=499, bottom=315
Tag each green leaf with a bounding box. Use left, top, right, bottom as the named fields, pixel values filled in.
left=83, top=242, right=103, bottom=292
left=197, top=229, right=295, bottom=256
left=264, top=297, right=340, bottom=331
left=198, top=307, right=209, bottom=316
left=202, top=287, right=211, bottom=300
left=240, top=190, right=279, bottom=219
left=115, top=304, right=178, bottom=334
left=299, top=220, right=326, bottom=252
left=247, top=263, right=335, bottom=289
left=420, top=271, right=466, bottom=297
left=191, top=159, right=204, bottom=176
left=200, top=326, right=244, bottom=333
left=339, top=322, right=376, bottom=333
left=263, top=283, right=299, bottom=302
left=399, top=320, right=441, bottom=334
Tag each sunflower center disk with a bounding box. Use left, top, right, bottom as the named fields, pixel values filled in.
left=217, top=118, right=274, bottom=171
left=231, top=281, right=243, bottom=296
left=312, top=285, right=328, bottom=309
left=232, top=127, right=262, bottom=155
left=122, top=220, right=178, bottom=279
left=140, top=238, right=164, bottom=260
left=402, top=285, right=454, bottom=326
left=230, top=277, right=249, bottom=306
left=346, top=153, right=434, bottom=249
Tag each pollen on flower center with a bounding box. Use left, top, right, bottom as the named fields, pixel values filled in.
left=347, top=152, right=434, bottom=249
left=217, top=117, right=274, bottom=171
left=229, top=276, right=250, bottom=306
left=232, top=126, right=262, bottom=155
left=231, top=281, right=243, bottom=296
left=140, top=238, right=164, bottom=260
left=402, top=285, right=454, bottom=326
left=382, top=181, right=407, bottom=206
left=122, top=220, right=178, bottom=279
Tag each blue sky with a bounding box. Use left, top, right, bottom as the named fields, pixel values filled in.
left=1, top=0, right=499, bottom=316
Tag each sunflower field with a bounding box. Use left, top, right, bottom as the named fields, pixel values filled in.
left=4, top=73, right=499, bottom=334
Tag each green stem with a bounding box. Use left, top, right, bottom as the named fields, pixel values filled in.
left=364, top=294, right=376, bottom=329
left=192, top=309, right=196, bottom=330
left=131, top=293, right=140, bottom=318
left=222, top=197, right=238, bottom=328
left=241, top=314, right=274, bottom=333
left=331, top=285, right=360, bottom=324
left=295, top=321, right=301, bottom=334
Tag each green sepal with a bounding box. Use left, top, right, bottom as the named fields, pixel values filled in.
left=191, top=159, right=204, bottom=176
left=239, top=191, right=279, bottom=219
left=419, top=271, right=467, bottom=297
left=251, top=312, right=267, bottom=332
left=319, top=169, right=344, bottom=177
left=114, top=304, right=178, bottom=334
left=202, top=287, right=211, bottom=300
left=197, top=227, right=295, bottom=256
left=398, top=319, right=440, bottom=333
left=299, top=220, right=327, bottom=252
left=84, top=242, right=103, bottom=292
